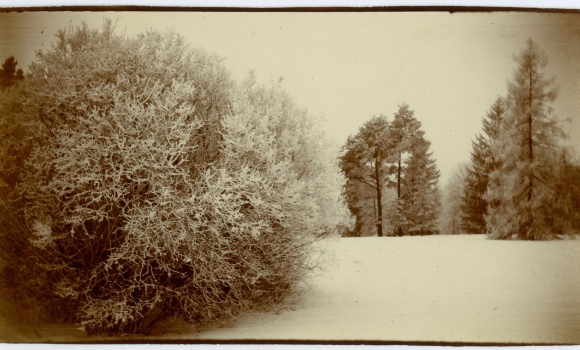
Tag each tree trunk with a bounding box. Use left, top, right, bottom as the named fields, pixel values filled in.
left=527, top=58, right=534, bottom=238
left=397, top=150, right=403, bottom=236
left=397, top=151, right=401, bottom=198
left=373, top=199, right=377, bottom=235
left=375, top=159, right=383, bottom=237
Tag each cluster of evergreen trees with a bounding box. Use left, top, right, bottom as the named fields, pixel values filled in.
left=340, top=104, right=440, bottom=237
left=443, top=39, right=580, bottom=240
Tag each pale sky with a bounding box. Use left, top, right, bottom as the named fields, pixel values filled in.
left=1, top=11, right=579, bottom=185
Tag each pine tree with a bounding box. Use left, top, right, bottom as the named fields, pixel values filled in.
left=485, top=38, right=565, bottom=240
left=401, top=135, right=441, bottom=235
left=388, top=103, right=422, bottom=236
left=461, top=97, right=505, bottom=233
left=340, top=116, right=392, bottom=237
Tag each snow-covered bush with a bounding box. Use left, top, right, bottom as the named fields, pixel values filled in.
left=223, top=73, right=349, bottom=241
left=0, top=20, right=348, bottom=334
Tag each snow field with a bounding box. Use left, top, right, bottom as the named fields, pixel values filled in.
left=180, top=234, right=580, bottom=343
left=1, top=234, right=579, bottom=343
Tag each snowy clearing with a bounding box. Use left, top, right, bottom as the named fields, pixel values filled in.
left=2, top=234, right=580, bottom=344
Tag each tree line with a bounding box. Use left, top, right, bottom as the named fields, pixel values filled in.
left=441, top=39, right=580, bottom=240
left=340, top=104, right=440, bottom=237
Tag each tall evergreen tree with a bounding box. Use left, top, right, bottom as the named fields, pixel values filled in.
left=401, top=134, right=441, bottom=235
left=486, top=38, right=565, bottom=240
left=388, top=103, right=422, bottom=236
left=340, top=116, right=392, bottom=237
left=461, top=97, right=505, bottom=233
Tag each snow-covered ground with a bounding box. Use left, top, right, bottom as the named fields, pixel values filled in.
left=2, top=234, right=580, bottom=343
left=170, top=234, right=580, bottom=344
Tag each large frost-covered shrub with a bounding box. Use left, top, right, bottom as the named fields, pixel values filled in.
left=0, top=20, right=348, bottom=334
left=223, top=73, right=349, bottom=241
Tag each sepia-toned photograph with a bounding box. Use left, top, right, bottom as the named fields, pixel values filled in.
left=0, top=5, right=579, bottom=345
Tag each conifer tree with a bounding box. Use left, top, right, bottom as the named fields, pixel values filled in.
left=388, top=103, right=422, bottom=236
left=461, top=97, right=505, bottom=233
left=401, top=134, right=441, bottom=235
left=340, top=116, right=391, bottom=237
left=485, top=38, right=565, bottom=240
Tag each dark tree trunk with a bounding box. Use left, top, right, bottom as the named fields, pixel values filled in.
left=397, top=150, right=403, bottom=236
left=527, top=59, right=534, bottom=237
left=375, top=159, right=383, bottom=237
left=397, top=151, right=401, bottom=198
